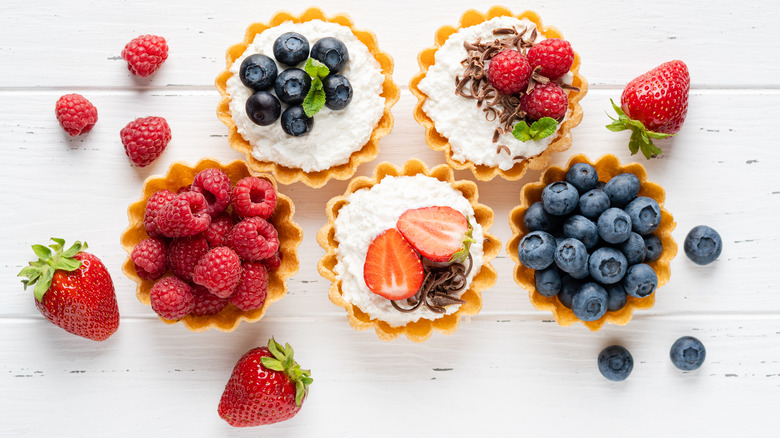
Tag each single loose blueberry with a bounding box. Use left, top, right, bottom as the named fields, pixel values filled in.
left=245, top=91, right=281, bottom=126
left=280, top=105, right=313, bottom=137
left=273, top=32, right=310, bottom=66
left=598, top=345, right=633, bottom=381
left=518, top=231, right=556, bottom=270
left=558, top=275, right=582, bottom=308
left=622, top=263, right=658, bottom=298
left=670, top=336, right=706, bottom=371
left=311, top=37, right=349, bottom=73
left=542, top=181, right=579, bottom=216
left=588, top=247, right=628, bottom=284
left=323, top=74, right=353, bottom=110
left=643, top=234, right=663, bottom=262
left=563, top=215, right=599, bottom=249
left=566, top=162, right=599, bottom=194
left=555, top=238, right=590, bottom=279
left=274, top=68, right=312, bottom=105
left=597, top=208, right=632, bottom=244
left=625, top=197, right=661, bottom=235
left=572, top=282, right=608, bottom=321
left=604, top=173, right=640, bottom=207
left=684, top=225, right=722, bottom=265
left=523, top=202, right=561, bottom=233
left=534, top=266, right=561, bottom=297
left=605, top=283, right=628, bottom=311
left=239, top=54, right=278, bottom=91
left=619, top=232, right=647, bottom=265
left=579, top=189, right=611, bottom=220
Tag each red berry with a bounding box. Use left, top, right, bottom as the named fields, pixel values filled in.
left=190, top=284, right=229, bottom=316
left=192, top=168, right=232, bottom=217
left=204, top=213, right=233, bottom=247
left=487, top=50, right=532, bottom=95
left=232, top=177, right=277, bottom=219
left=157, top=191, right=211, bottom=238
left=55, top=94, right=98, bottom=137
left=167, top=235, right=209, bottom=282
left=121, top=116, right=171, bottom=167
left=396, top=206, right=472, bottom=263
left=527, top=38, right=574, bottom=80
left=131, top=237, right=168, bottom=280
left=192, top=247, right=242, bottom=298
left=621, top=60, right=690, bottom=134
left=227, top=217, right=280, bottom=261
left=363, top=228, right=424, bottom=300
left=520, top=82, right=569, bottom=120
left=150, top=276, right=194, bottom=320
left=144, top=189, right=176, bottom=237
left=121, top=34, right=168, bottom=77
left=230, top=262, right=269, bottom=311
left=261, top=251, right=282, bottom=271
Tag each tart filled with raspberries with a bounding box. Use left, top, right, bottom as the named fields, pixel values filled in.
left=411, top=8, right=587, bottom=180
left=121, top=159, right=302, bottom=332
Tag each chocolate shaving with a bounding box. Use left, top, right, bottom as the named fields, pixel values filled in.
left=560, top=83, right=581, bottom=92
left=496, top=145, right=511, bottom=155
left=391, top=253, right=474, bottom=314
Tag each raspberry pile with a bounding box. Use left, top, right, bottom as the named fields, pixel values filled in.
left=130, top=168, right=282, bottom=320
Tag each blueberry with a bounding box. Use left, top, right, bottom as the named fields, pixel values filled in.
left=670, top=336, right=706, bottom=371
left=274, top=68, right=311, bottom=105
left=555, top=238, right=590, bottom=279
left=534, top=266, right=561, bottom=297
left=684, top=225, right=722, bottom=265
left=596, top=181, right=607, bottom=191
left=604, top=173, right=640, bottom=207
left=572, top=282, right=608, bottom=321
left=643, top=234, right=663, bottom=262
left=311, top=37, right=349, bottom=74
left=619, top=232, right=646, bottom=265
left=239, top=54, right=278, bottom=91
left=598, top=345, right=633, bottom=381
left=280, top=105, right=313, bottom=137
left=578, top=189, right=611, bottom=220
left=622, top=263, right=658, bottom=298
left=541, top=181, right=579, bottom=216
left=625, top=197, right=661, bottom=235
left=245, top=91, right=281, bottom=126
left=605, top=283, right=628, bottom=311
left=566, top=162, right=599, bottom=193
left=558, top=275, right=582, bottom=308
left=323, top=74, right=353, bottom=110
left=597, top=208, right=632, bottom=244
left=273, top=32, right=310, bottom=67
left=523, top=202, right=561, bottom=233
left=588, top=247, right=628, bottom=284
left=563, top=215, right=599, bottom=249
left=518, top=231, right=556, bottom=270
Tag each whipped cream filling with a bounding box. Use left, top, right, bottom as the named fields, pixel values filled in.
left=226, top=20, right=385, bottom=172
left=333, top=175, right=485, bottom=327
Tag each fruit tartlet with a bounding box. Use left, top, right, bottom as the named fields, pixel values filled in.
left=120, top=158, right=303, bottom=332
left=410, top=7, right=587, bottom=181
left=507, top=154, right=677, bottom=330
left=216, top=7, right=399, bottom=188
left=317, top=159, right=500, bottom=342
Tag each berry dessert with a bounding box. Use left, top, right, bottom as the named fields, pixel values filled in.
left=411, top=7, right=587, bottom=181
left=508, top=154, right=678, bottom=330
left=216, top=8, right=399, bottom=188
left=121, top=34, right=168, bottom=77
left=120, top=158, right=302, bottom=332
left=317, top=159, right=500, bottom=342
left=55, top=94, right=98, bottom=136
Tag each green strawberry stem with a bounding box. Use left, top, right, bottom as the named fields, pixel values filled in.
left=260, top=338, right=313, bottom=407
left=18, top=238, right=86, bottom=302
left=605, top=99, right=671, bottom=159
left=450, top=218, right=475, bottom=263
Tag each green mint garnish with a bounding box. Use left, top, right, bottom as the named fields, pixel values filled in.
left=302, top=59, right=330, bottom=117
left=511, top=117, right=558, bottom=142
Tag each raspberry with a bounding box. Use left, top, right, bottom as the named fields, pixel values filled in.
left=192, top=247, right=242, bottom=298
left=144, top=189, right=176, bottom=237
left=55, top=94, right=98, bottom=137
left=192, top=168, right=232, bottom=217
left=150, top=276, right=194, bottom=320
left=157, top=192, right=211, bottom=238
left=190, top=284, right=229, bottom=316
left=261, top=251, right=282, bottom=271
left=229, top=262, right=268, bottom=311
left=204, top=213, right=233, bottom=247
left=121, top=116, right=172, bottom=167
left=167, top=235, right=209, bottom=281
left=131, top=237, right=168, bottom=280
left=121, top=34, right=168, bottom=77
left=521, top=82, right=569, bottom=121
left=487, top=50, right=532, bottom=95
left=227, top=217, right=280, bottom=261
left=527, top=38, right=574, bottom=81
left=232, top=177, right=277, bottom=219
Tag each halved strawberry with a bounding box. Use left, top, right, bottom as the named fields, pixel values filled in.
left=397, top=206, right=474, bottom=263
left=363, top=228, right=424, bottom=301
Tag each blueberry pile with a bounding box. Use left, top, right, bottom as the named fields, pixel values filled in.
left=239, top=33, right=353, bottom=137
left=518, top=162, right=665, bottom=322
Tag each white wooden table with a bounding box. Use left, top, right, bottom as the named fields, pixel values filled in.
left=3, top=0, right=779, bottom=436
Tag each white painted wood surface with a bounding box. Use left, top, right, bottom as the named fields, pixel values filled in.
left=2, top=0, right=780, bottom=436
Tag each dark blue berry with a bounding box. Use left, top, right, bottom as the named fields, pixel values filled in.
left=523, top=202, right=561, bottom=233
left=542, top=181, right=579, bottom=216
left=274, top=68, right=311, bottom=105
left=323, top=74, right=353, bottom=110
left=558, top=275, right=582, bottom=308
left=598, top=345, right=633, bottom=381
left=572, top=282, right=608, bottom=321
left=684, top=225, right=722, bottom=265
left=534, top=266, right=561, bottom=297
left=273, top=32, right=310, bottom=67
left=670, top=336, right=706, bottom=371
left=245, top=91, right=281, bottom=126
left=622, top=263, right=658, bottom=298
left=597, top=208, right=632, bottom=244
left=518, top=231, right=556, bottom=270
left=578, top=189, right=610, bottom=220
left=604, top=173, right=640, bottom=207
left=280, top=105, right=313, bottom=137
left=605, top=283, right=628, bottom=311
left=566, top=162, right=599, bottom=193
left=563, top=215, right=599, bottom=249
left=311, top=37, right=349, bottom=74
left=588, top=247, right=627, bottom=284
left=239, top=54, right=278, bottom=91
left=554, top=238, right=590, bottom=279
left=625, top=196, right=661, bottom=235
left=643, top=234, right=663, bottom=262
left=619, top=232, right=647, bottom=265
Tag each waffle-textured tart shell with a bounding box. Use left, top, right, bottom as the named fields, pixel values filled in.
left=120, top=158, right=303, bottom=332
left=410, top=7, right=588, bottom=181
left=215, top=7, right=400, bottom=188
left=507, top=154, right=677, bottom=331
left=316, top=159, right=500, bottom=342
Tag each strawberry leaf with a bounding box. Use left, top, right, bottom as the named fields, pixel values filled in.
left=260, top=357, right=285, bottom=372
left=20, top=238, right=85, bottom=302
left=33, top=269, right=54, bottom=302
left=55, top=257, right=81, bottom=272
left=32, top=245, right=52, bottom=260
left=606, top=98, right=673, bottom=159
left=61, top=241, right=87, bottom=258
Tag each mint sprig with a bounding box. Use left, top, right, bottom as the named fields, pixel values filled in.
left=606, top=99, right=670, bottom=159
left=511, top=117, right=558, bottom=142
left=302, top=59, right=330, bottom=117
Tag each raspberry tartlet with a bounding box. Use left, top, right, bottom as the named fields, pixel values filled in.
left=410, top=7, right=588, bottom=181
left=120, top=158, right=302, bottom=332
left=317, top=159, right=500, bottom=342
left=215, top=7, right=399, bottom=188
left=507, top=154, right=677, bottom=330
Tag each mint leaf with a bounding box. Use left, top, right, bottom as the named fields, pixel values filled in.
left=511, top=121, right=531, bottom=142
left=529, top=117, right=558, bottom=140
left=305, top=58, right=329, bottom=80
left=303, top=78, right=326, bottom=117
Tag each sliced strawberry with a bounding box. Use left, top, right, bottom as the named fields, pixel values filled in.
left=363, top=228, right=424, bottom=301
left=397, top=206, right=474, bottom=263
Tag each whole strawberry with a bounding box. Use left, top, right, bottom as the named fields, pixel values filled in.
left=121, top=116, right=172, bottom=167
left=18, top=239, right=119, bottom=341
left=218, top=339, right=312, bottom=427
left=607, top=60, right=690, bottom=158
left=121, top=34, right=168, bottom=77
left=55, top=94, right=98, bottom=136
